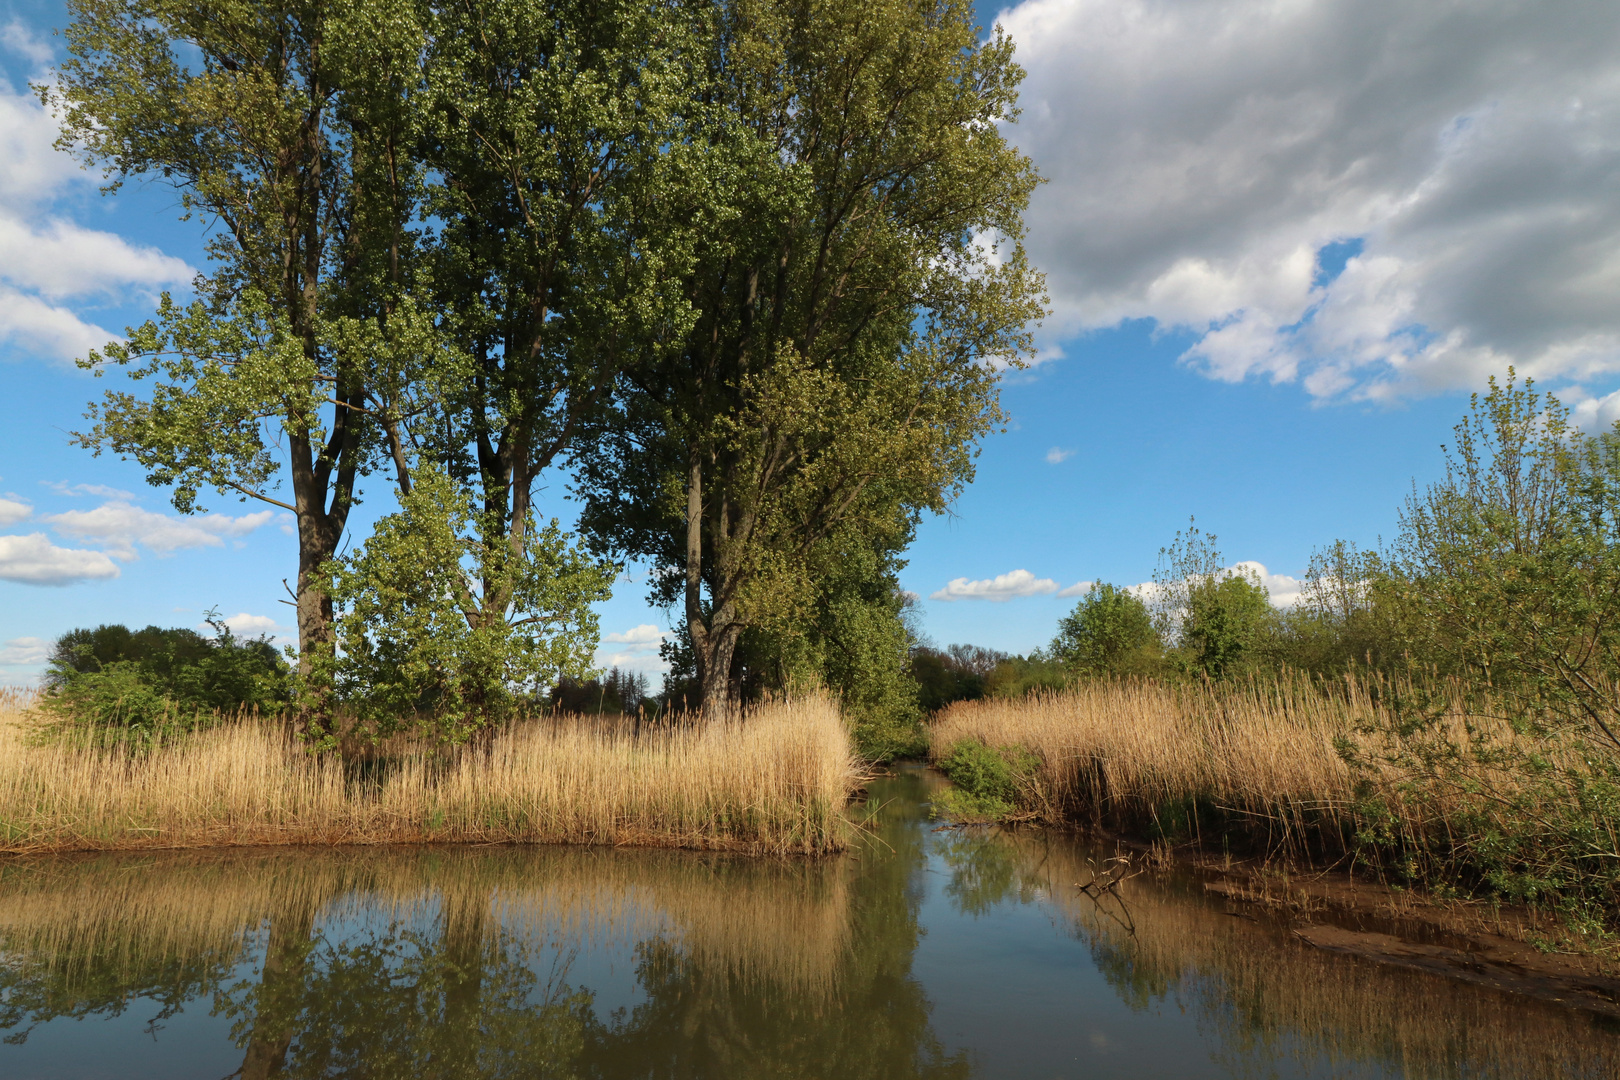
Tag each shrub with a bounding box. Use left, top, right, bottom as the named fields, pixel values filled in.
left=42, top=614, right=290, bottom=740
left=933, top=738, right=1039, bottom=821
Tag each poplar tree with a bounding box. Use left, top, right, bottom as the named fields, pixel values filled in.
left=580, top=0, right=1046, bottom=715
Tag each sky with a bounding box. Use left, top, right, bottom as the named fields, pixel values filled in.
left=4, top=0, right=1620, bottom=683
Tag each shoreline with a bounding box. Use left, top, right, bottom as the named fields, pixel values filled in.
left=956, top=808, right=1620, bottom=1018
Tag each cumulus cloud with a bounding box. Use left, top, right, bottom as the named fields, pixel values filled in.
left=0, top=635, right=50, bottom=666
left=1056, top=580, right=1094, bottom=598
left=602, top=624, right=666, bottom=646
left=207, top=613, right=282, bottom=637
left=0, top=217, right=192, bottom=301
left=44, top=500, right=274, bottom=559
left=0, top=48, right=195, bottom=365
left=931, top=568, right=1060, bottom=601
left=595, top=624, right=669, bottom=676
left=0, top=496, right=29, bottom=525
left=0, top=533, right=120, bottom=585
left=0, top=286, right=117, bottom=363
left=1045, top=447, right=1076, bottom=464
left=997, top=0, right=1620, bottom=405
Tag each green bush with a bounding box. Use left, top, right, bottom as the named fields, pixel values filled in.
left=933, top=739, right=1039, bottom=821
left=43, top=614, right=290, bottom=740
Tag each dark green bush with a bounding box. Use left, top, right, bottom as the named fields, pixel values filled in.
left=43, top=614, right=290, bottom=738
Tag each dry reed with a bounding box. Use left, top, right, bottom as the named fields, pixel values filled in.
left=927, top=676, right=1585, bottom=859
left=0, top=695, right=857, bottom=855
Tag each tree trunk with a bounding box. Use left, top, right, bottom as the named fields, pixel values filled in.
left=685, top=448, right=742, bottom=718
left=237, top=904, right=316, bottom=1080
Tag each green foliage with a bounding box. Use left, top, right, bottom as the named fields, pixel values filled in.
left=577, top=0, right=1047, bottom=714
left=42, top=615, right=290, bottom=741
left=1341, top=680, right=1620, bottom=934
left=983, top=654, right=1070, bottom=699
left=1183, top=572, right=1272, bottom=677
left=52, top=0, right=445, bottom=690
left=910, top=644, right=1002, bottom=713
left=1318, top=374, right=1620, bottom=927
left=1149, top=520, right=1278, bottom=678
left=1050, top=583, right=1162, bottom=677
left=933, top=739, right=1038, bottom=822
left=320, top=466, right=613, bottom=744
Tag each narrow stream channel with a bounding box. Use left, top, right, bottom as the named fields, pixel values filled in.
left=1, top=764, right=1616, bottom=1078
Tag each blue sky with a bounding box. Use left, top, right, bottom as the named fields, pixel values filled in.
left=4, top=0, right=1620, bottom=682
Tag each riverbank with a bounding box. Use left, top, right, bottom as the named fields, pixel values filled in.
left=926, top=677, right=1620, bottom=951
left=0, top=693, right=856, bottom=855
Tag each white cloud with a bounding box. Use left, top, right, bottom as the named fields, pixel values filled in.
left=0, top=636, right=50, bottom=666
left=44, top=500, right=274, bottom=559
left=0, top=533, right=120, bottom=585
left=0, top=61, right=195, bottom=366
left=594, top=623, right=670, bottom=677
left=0, top=285, right=117, bottom=363
left=602, top=624, right=665, bottom=646
left=1045, top=447, right=1076, bottom=465
left=0, top=497, right=29, bottom=525
left=1000, top=0, right=1620, bottom=404
left=1056, top=580, right=1094, bottom=598
left=0, top=216, right=192, bottom=301
left=1, top=21, right=54, bottom=69
left=208, top=612, right=282, bottom=637
left=931, top=569, right=1060, bottom=602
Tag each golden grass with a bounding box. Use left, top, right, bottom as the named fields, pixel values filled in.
left=0, top=695, right=857, bottom=855
left=931, top=677, right=1357, bottom=838
left=926, top=676, right=1597, bottom=857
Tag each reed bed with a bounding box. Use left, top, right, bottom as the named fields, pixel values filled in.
left=0, top=695, right=857, bottom=855
left=927, top=676, right=1602, bottom=862
left=931, top=678, right=1356, bottom=839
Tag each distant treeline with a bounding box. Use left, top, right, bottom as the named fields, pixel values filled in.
left=924, top=373, right=1620, bottom=711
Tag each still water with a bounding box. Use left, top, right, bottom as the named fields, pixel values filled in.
left=1, top=765, right=1617, bottom=1079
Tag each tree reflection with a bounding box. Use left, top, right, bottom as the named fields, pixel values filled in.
left=0, top=771, right=970, bottom=1080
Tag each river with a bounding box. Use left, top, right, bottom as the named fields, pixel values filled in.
left=0, top=764, right=1616, bottom=1078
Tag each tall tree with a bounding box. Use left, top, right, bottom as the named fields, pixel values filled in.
left=52, top=0, right=440, bottom=700
left=415, top=0, right=705, bottom=641
left=580, top=0, right=1046, bottom=715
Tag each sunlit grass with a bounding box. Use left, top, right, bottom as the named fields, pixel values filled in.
left=926, top=675, right=1591, bottom=859
left=0, top=693, right=857, bottom=855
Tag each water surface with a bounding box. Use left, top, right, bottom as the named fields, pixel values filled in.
left=1, top=765, right=1615, bottom=1079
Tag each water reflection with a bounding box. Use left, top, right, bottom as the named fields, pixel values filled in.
left=0, top=767, right=1616, bottom=1079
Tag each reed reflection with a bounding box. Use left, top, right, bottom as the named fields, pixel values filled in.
left=0, top=774, right=964, bottom=1079
left=934, top=823, right=1620, bottom=1080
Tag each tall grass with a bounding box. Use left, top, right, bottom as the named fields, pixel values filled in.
left=0, top=695, right=856, bottom=855
left=931, top=677, right=1358, bottom=848
left=928, top=675, right=1620, bottom=914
